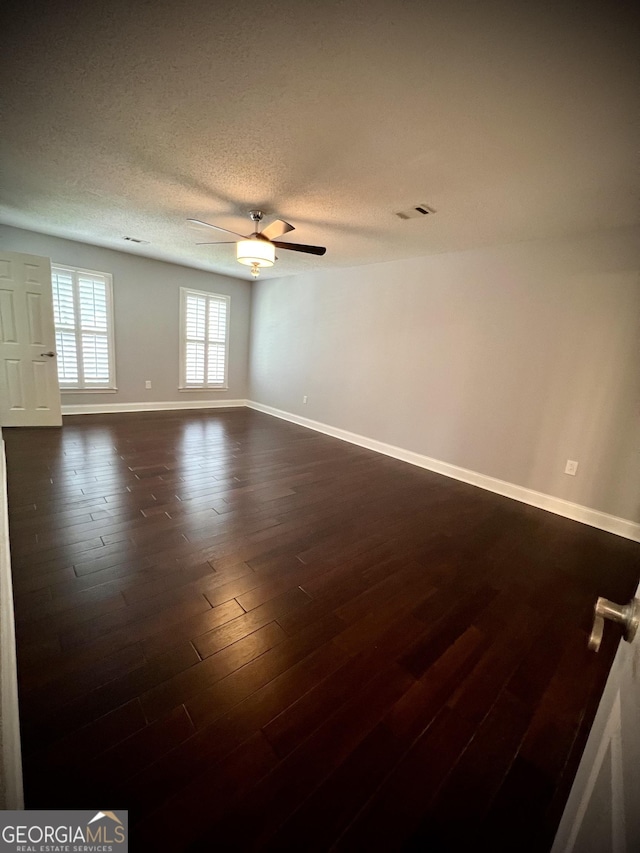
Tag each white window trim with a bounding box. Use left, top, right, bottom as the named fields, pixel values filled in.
left=61, top=388, right=118, bottom=394
left=179, top=287, right=230, bottom=391
left=52, top=264, right=117, bottom=392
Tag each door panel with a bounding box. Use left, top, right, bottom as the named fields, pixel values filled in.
left=27, top=291, right=46, bottom=344
left=0, top=251, right=61, bottom=427
left=33, top=360, right=52, bottom=409
left=0, top=290, right=18, bottom=342
left=4, top=360, right=23, bottom=410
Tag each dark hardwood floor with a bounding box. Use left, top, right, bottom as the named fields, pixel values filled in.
left=4, top=408, right=639, bottom=851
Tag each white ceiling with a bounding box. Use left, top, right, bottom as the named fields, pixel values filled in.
left=1, top=0, right=638, bottom=280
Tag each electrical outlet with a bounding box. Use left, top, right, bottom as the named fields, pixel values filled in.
left=302, top=395, right=308, bottom=404
left=564, top=459, right=578, bottom=476
left=145, top=380, right=152, bottom=390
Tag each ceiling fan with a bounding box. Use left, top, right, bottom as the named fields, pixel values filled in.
left=188, top=210, right=327, bottom=278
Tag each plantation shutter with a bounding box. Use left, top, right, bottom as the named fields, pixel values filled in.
left=78, top=274, right=110, bottom=384
left=51, top=266, right=114, bottom=389
left=51, top=268, right=78, bottom=383
left=207, top=296, right=227, bottom=385
left=182, top=289, right=229, bottom=388
left=184, top=292, right=207, bottom=385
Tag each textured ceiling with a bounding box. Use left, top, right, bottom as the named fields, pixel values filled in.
left=1, top=0, right=638, bottom=280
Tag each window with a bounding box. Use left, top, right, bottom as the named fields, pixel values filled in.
left=180, top=288, right=230, bottom=389
left=51, top=266, right=116, bottom=390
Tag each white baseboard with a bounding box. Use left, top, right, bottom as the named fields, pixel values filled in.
left=0, top=440, right=24, bottom=809
left=246, top=400, right=640, bottom=543
left=61, top=398, right=248, bottom=415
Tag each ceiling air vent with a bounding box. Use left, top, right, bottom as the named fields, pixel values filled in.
left=395, top=204, right=436, bottom=220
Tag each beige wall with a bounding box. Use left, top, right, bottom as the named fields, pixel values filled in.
left=250, top=226, right=640, bottom=523
left=0, top=225, right=251, bottom=405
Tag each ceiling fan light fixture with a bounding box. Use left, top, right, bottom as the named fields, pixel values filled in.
left=236, top=239, right=275, bottom=268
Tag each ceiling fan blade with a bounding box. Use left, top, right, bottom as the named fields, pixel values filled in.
left=186, top=218, right=247, bottom=239
left=261, top=219, right=295, bottom=240
left=272, top=241, right=326, bottom=256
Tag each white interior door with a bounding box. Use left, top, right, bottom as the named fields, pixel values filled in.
left=552, top=582, right=640, bottom=853
left=0, top=250, right=61, bottom=427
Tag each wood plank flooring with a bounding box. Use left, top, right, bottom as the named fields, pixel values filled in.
left=4, top=408, right=639, bottom=851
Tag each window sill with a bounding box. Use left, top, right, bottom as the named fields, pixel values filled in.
left=178, top=386, right=229, bottom=392
left=60, top=388, right=118, bottom=394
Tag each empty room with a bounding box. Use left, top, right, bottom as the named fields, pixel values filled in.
left=0, top=0, right=639, bottom=850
